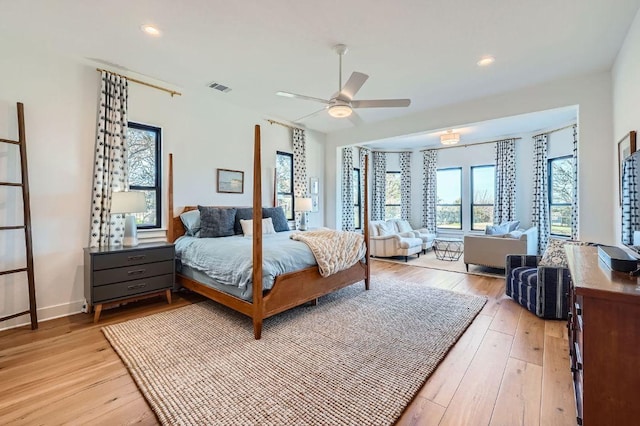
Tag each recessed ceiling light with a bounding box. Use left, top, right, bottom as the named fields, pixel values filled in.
left=141, top=25, right=161, bottom=36
left=477, top=56, right=495, bottom=67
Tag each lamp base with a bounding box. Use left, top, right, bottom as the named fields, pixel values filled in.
left=299, top=212, right=308, bottom=231
left=123, top=214, right=139, bottom=247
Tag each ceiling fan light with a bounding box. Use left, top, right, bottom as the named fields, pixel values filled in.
left=328, top=104, right=352, bottom=118
left=440, top=130, right=460, bottom=145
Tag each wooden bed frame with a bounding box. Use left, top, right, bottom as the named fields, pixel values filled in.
left=167, top=125, right=370, bottom=339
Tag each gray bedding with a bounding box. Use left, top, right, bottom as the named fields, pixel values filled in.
left=175, top=231, right=317, bottom=300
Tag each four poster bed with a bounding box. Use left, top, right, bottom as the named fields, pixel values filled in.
left=167, top=125, right=370, bottom=339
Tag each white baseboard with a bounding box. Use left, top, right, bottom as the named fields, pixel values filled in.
left=0, top=300, right=85, bottom=331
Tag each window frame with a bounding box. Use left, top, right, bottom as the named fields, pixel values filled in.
left=384, top=170, right=401, bottom=220
left=276, top=151, right=295, bottom=221
left=436, top=167, right=463, bottom=230
left=127, top=121, right=162, bottom=230
left=470, top=164, right=496, bottom=231
left=548, top=155, right=573, bottom=237
left=353, top=167, right=362, bottom=229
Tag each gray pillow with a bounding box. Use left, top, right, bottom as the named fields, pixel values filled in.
left=234, top=207, right=254, bottom=235
left=198, top=206, right=237, bottom=238
left=179, top=209, right=201, bottom=237
left=504, top=220, right=520, bottom=232
left=485, top=223, right=510, bottom=235
left=262, top=207, right=290, bottom=232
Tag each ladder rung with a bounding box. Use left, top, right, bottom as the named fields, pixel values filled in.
left=0, top=310, right=30, bottom=323
left=0, top=226, right=25, bottom=231
left=0, top=137, right=20, bottom=145
left=0, top=182, right=23, bottom=187
left=0, top=268, right=28, bottom=276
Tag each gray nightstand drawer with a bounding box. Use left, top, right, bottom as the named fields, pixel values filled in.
left=93, top=260, right=174, bottom=286
left=93, top=274, right=173, bottom=303
left=93, top=247, right=174, bottom=270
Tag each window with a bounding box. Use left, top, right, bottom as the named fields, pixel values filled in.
left=548, top=156, right=574, bottom=237
left=471, top=165, right=495, bottom=231
left=385, top=171, right=401, bottom=219
left=276, top=151, right=294, bottom=220
left=127, top=122, right=161, bottom=229
left=353, top=168, right=362, bottom=229
left=436, top=168, right=462, bottom=229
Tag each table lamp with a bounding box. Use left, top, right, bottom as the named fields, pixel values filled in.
left=295, top=197, right=313, bottom=231
left=111, top=191, right=147, bottom=246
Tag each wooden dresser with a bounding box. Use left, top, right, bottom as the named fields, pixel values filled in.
left=565, top=245, right=640, bottom=425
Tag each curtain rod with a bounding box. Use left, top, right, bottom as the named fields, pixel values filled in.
left=533, top=123, right=576, bottom=138
left=266, top=119, right=302, bottom=130
left=420, top=137, right=522, bottom=152
left=96, top=68, right=182, bottom=97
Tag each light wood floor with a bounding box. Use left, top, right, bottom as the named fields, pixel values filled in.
left=0, top=260, right=575, bottom=425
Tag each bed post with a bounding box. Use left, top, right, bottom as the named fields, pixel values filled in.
left=167, top=153, right=174, bottom=243
left=252, top=125, right=264, bottom=339
left=363, top=154, right=370, bottom=290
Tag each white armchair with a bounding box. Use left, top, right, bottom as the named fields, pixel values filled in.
left=369, top=220, right=423, bottom=262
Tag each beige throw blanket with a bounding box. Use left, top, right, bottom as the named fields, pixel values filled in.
left=291, top=229, right=366, bottom=277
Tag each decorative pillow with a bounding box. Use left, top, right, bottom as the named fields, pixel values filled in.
left=396, top=220, right=413, bottom=233
left=377, top=221, right=395, bottom=236
left=198, top=206, right=237, bottom=238
left=262, top=207, right=290, bottom=232
left=539, top=238, right=590, bottom=267
left=240, top=217, right=276, bottom=236
left=485, top=223, right=510, bottom=235
left=505, top=230, right=524, bottom=239
left=504, top=220, right=521, bottom=232
left=234, top=207, right=254, bottom=235
left=180, top=209, right=201, bottom=237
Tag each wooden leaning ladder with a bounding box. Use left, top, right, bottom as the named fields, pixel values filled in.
left=0, top=102, right=38, bottom=330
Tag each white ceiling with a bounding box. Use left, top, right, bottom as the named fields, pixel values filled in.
left=0, top=0, right=638, bottom=135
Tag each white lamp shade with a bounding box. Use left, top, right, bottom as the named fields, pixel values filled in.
left=295, top=197, right=313, bottom=212
left=111, top=191, right=147, bottom=214
left=440, top=131, right=460, bottom=145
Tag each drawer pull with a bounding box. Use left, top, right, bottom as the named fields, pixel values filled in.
left=128, top=254, right=146, bottom=261
left=127, top=283, right=147, bottom=290
left=574, top=303, right=582, bottom=316
left=127, top=269, right=146, bottom=276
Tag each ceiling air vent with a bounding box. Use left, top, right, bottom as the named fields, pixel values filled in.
left=208, top=82, right=231, bottom=93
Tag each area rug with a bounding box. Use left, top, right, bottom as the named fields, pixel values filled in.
left=102, top=277, right=486, bottom=426
left=374, top=250, right=505, bottom=278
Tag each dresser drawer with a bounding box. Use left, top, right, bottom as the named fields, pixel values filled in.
left=93, top=246, right=174, bottom=270
left=93, top=260, right=173, bottom=286
left=93, top=274, right=173, bottom=303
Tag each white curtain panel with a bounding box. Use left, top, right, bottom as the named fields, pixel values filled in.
left=371, top=151, right=387, bottom=221
left=359, top=147, right=371, bottom=228
left=400, top=152, right=412, bottom=221
left=293, top=128, right=308, bottom=229
left=571, top=124, right=579, bottom=240
left=422, top=150, right=438, bottom=233
left=89, top=71, right=129, bottom=248
left=341, top=147, right=355, bottom=231
left=532, top=134, right=550, bottom=253
left=494, top=139, right=517, bottom=224
left=621, top=155, right=638, bottom=245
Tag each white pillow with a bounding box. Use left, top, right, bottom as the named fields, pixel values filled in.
left=396, top=220, right=413, bottom=233
left=240, top=217, right=276, bottom=236
left=377, top=222, right=395, bottom=236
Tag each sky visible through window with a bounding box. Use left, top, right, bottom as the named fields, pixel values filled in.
left=437, top=168, right=494, bottom=202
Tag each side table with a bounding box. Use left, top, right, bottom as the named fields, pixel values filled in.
left=433, top=237, right=464, bottom=261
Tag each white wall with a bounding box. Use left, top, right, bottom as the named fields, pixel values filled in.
left=612, top=7, right=640, bottom=246
left=327, top=71, right=613, bottom=246
left=0, top=39, right=325, bottom=329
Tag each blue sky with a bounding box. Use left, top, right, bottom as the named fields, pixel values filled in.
left=437, top=167, right=494, bottom=203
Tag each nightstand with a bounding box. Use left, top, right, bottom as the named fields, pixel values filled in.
left=84, top=242, right=175, bottom=323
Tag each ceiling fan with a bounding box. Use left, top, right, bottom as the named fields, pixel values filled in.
left=276, top=44, right=411, bottom=125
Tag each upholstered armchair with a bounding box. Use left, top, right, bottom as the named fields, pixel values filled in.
left=505, top=255, right=571, bottom=319
left=369, top=220, right=423, bottom=262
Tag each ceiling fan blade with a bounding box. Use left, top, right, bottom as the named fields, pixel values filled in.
left=276, top=91, right=331, bottom=104
left=347, top=110, right=364, bottom=126
left=338, top=72, right=369, bottom=101
left=294, top=107, right=327, bottom=123
left=351, top=99, right=411, bottom=108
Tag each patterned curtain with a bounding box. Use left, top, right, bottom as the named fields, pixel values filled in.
left=293, top=128, right=308, bottom=229
left=571, top=124, right=579, bottom=240
left=359, top=147, right=371, bottom=228
left=422, top=150, right=438, bottom=233
left=621, top=155, right=638, bottom=245
left=89, top=71, right=129, bottom=247
left=532, top=134, right=550, bottom=253
left=494, top=139, right=517, bottom=224
left=341, top=147, right=355, bottom=231
left=400, top=152, right=412, bottom=221
left=371, top=151, right=387, bottom=221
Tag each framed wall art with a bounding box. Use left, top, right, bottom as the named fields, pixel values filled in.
left=217, top=168, right=244, bottom=194
left=618, top=131, right=637, bottom=204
